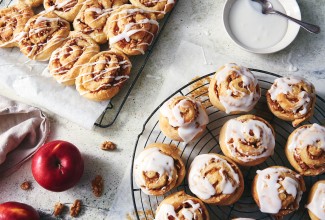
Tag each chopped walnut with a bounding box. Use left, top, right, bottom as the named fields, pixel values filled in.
left=20, top=181, right=31, bottom=190
left=53, top=203, right=65, bottom=217
left=70, top=200, right=81, bottom=217
left=92, top=175, right=104, bottom=197
left=101, top=141, right=116, bottom=151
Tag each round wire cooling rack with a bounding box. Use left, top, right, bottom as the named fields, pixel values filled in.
left=130, top=69, right=325, bottom=220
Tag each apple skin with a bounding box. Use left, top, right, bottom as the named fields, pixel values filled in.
left=0, top=202, right=40, bottom=220
left=32, top=140, right=84, bottom=192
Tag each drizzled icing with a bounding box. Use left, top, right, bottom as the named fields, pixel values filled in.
left=306, top=182, right=325, bottom=219
left=256, top=167, right=303, bottom=214
left=214, top=63, right=260, bottom=114
left=155, top=200, right=202, bottom=220
left=268, top=76, right=313, bottom=115
left=188, top=154, right=240, bottom=200
left=160, top=97, right=209, bottom=143
left=134, top=147, right=175, bottom=194
left=224, top=117, right=275, bottom=162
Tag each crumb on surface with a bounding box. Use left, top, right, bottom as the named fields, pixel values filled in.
left=92, top=175, right=104, bottom=197
left=70, top=200, right=81, bottom=217
left=101, top=141, right=117, bottom=151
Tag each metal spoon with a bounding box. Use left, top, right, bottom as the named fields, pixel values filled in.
left=252, top=0, right=320, bottom=34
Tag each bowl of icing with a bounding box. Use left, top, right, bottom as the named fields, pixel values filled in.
left=223, top=0, right=301, bottom=54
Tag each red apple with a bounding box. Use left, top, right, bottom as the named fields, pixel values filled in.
left=32, top=140, right=84, bottom=192
left=0, top=202, right=40, bottom=220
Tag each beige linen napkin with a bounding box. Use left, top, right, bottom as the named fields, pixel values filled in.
left=0, top=95, right=50, bottom=177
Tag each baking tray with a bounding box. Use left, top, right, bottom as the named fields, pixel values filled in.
left=130, top=69, right=325, bottom=220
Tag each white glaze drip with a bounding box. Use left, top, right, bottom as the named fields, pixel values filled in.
left=154, top=200, right=202, bottom=220
left=155, top=204, right=178, bottom=220
left=306, top=183, right=325, bottom=219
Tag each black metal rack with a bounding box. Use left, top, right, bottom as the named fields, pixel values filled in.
left=130, top=69, right=325, bottom=220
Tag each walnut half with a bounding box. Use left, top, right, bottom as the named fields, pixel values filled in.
left=70, top=200, right=82, bottom=217
left=92, top=175, right=104, bottom=197
left=101, top=141, right=116, bottom=151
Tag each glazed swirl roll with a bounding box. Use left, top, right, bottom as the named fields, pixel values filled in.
left=18, top=12, right=70, bottom=61
left=20, top=0, right=43, bottom=7
left=306, top=180, right=325, bottom=220
left=252, top=166, right=305, bottom=217
left=159, top=96, right=209, bottom=143
left=76, top=49, right=132, bottom=101
left=220, top=115, right=275, bottom=166
left=0, top=3, right=34, bottom=48
left=129, top=0, right=176, bottom=19
left=267, top=76, right=316, bottom=127
left=285, top=124, right=325, bottom=176
left=73, top=0, right=127, bottom=44
left=105, top=4, right=159, bottom=56
left=49, top=31, right=100, bottom=86
left=155, top=191, right=210, bottom=220
left=44, top=0, right=86, bottom=22
left=134, top=143, right=185, bottom=196
left=208, top=63, right=261, bottom=114
left=188, top=154, right=244, bottom=205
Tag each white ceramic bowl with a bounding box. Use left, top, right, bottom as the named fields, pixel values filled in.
left=223, top=0, right=301, bottom=54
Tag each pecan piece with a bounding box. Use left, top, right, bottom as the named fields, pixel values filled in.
left=92, top=175, right=104, bottom=197
left=53, top=203, right=65, bottom=217
left=20, top=181, right=31, bottom=190
left=70, top=200, right=81, bottom=217
left=101, top=141, right=116, bottom=151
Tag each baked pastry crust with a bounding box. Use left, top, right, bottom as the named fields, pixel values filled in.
left=188, top=153, right=244, bottom=205
left=129, top=0, right=176, bottom=19
left=155, top=191, right=210, bottom=220
left=73, top=0, right=128, bottom=44
left=219, top=114, right=275, bottom=166
left=44, top=0, right=87, bottom=22
left=306, top=180, right=325, bottom=220
left=159, top=96, right=209, bottom=143
left=49, top=31, right=100, bottom=86
left=0, top=3, right=34, bottom=48
left=134, top=143, right=185, bottom=196
left=252, top=166, right=305, bottom=217
left=19, top=0, right=43, bottom=7
left=105, top=4, right=159, bottom=55
left=208, top=63, right=261, bottom=114
left=75, top=49, right=132, bottom=101
left=285, top=124, right=325, bottom=176
left=18, top=12, right=70, bottom=61
left=266, top=76, right=316, bottom=127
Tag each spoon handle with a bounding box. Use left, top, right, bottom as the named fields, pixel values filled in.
left=274, top=10, right=320, bottom=34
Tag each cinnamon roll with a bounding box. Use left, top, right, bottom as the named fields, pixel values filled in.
left=208, top=63, right=261, bottom=114
left=73, top=0, right=127, bottom=44
left=44, top=0, right=86, bottom=22
left=159, top=96, right=209, bottom=143
left=252, top=166, right=306, bottom=217
left=306, top=180, right=325, bottom=220
left=285, top=124, right=325, bottom=176
left=134, top=143, right=185, bottom=196
left=155, top=191, right=210, bottom=220
left=18, top=12, right=70, bottom=61
left=49, top=31, right=100, bottom=86
left=75, top=49, right=132, bottom=101
left=267, top=76, right=316, bottom=127
left=105, top=4, right=159, bottom=55
left=0, top=3, right=34, bottom=48
left=20, top=0, right=43, bottom=7
left=188, top=153, right=244, bottom=205
left=219, top=115, right=275, bottom=166
left=129, top=0, right=176, bottom=19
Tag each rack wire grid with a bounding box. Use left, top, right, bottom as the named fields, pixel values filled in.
left=130, top=69, right=325, bottom=220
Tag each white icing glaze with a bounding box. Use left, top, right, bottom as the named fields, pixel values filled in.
left=160, top=97, right=209, bottom=143
left=188, top=154, right=240, bottom=200
left=256, top=167, right=302, bottom=214
left=268, top=76, right=313, bottom=115
left=134, top=147, right=175, bottom=194
left=224, top=118, right=275, bottom=162
left=215, top=63, right=260, bottom=113
left=306, top=183, right=325, bottom=219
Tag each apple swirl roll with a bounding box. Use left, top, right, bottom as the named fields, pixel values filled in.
left=76, top=49, right=132, bottom=101
left=134, top=143, right=185, bottom=196
left=159, top=96, right=209, bottom=143
left=0, top=3, right=34, bottom=48
left=49, top=31, right=100, bottom=86
left=105, top=4, right=159, bottom=56
left=252, top=166, right=305, bottom=217
left=129, top=0, right=176, bottom=19
left=208, top=63, right=261, bottom=114
left=44, top=0, right=87, bottom=22
left=285, top=124, right=325, bottom=176
left=306, top=180, right=325, bottom=220
left=18, top=12, right=70, bottom=61
left=20, top=0, right=43, bottom=7
left=188, top=154, right=244, bottom=205
left=73, top=0, right=128, bottom=44
left=220, top=115, right=275, bottom=166
left=155, top=191, right=210, bottom=220
left=267, top=76, right=316, bottom=127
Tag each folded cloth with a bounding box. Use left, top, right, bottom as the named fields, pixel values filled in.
left=0, top=95, right=50, bottom=177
